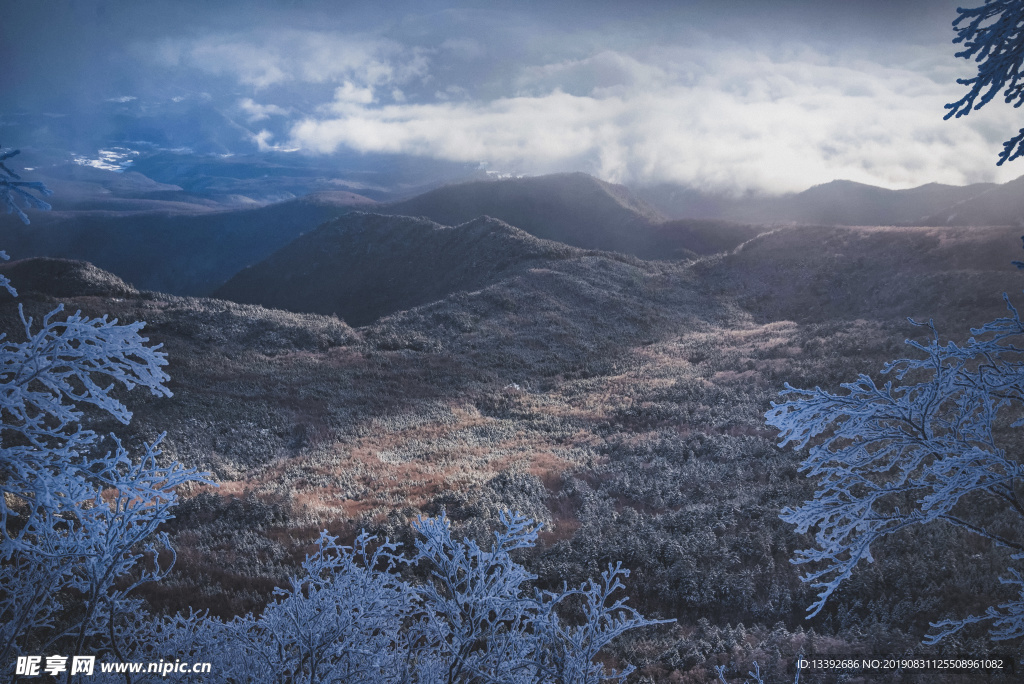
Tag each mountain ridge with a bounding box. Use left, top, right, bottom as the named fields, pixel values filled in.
left=916, top=174, right=1024, bottom=226
left=6, top=169, right=1024, bottom=312
left=635, top=176, right=1008, bottom=225
left=381, top=172, right=665, bottom=256
left=214, top=212, right=590, bottom=326
left=379, top=172, right=764, bottom=260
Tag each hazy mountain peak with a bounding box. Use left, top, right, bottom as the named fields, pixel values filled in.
left=381, top=172, right=666, bottom=256
left=805, top=179, right=879, bottom=192
left=916, top=173, right=1024, bottom=226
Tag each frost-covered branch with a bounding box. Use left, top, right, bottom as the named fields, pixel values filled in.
left=945, top=1, right=1024, bottom=164
left=1, top=302, right=177, bottom=556
left=927, top=563, right=1024, bottom=644
left=766, top=299, right=1024, bottom=641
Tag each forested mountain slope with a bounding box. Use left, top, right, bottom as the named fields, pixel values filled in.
left=4, top=217, right=1021, bottom=680
left=214, top=212, right=583, bottom=326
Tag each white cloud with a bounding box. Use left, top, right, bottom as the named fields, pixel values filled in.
left=148, top=23, right=1021, bottom=193
left=189, top=41, right=287, bottom=89
left=252, top=129, right=299, bottom=153
left=238, top=98, right=290, bottom=122
left=440, top=38, right=484, bottom=60
left=287, top=43, right=1024, bottom=193
left=329, top=83, right=376, bottom=106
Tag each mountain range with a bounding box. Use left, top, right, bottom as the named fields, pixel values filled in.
left=0, top=191, right=375, bottom=295
left=635, top=176, right=1024, bottom=227
left=214, top=213, right=583, bottom=326
left=4, top=165, right=1024, bottom=306
left=0, top=170, right=764, bottom=296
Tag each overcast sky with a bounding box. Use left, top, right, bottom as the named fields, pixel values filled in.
left=3, top=0, right=1020, bottom=194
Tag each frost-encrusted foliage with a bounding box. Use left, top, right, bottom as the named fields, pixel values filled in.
left=0, top=256, right=210, bottom=665
left=766, top=296, right=1024, bottom=643
left=945, top=1, right=1024, bottom=164
left=121, top=511, right=665, bottom=683
left=0, top=146, right=51, bottom=225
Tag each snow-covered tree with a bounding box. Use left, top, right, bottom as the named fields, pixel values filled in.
left=410, top=510, right=665, bottom=683
left=0, top=305, right=212, bottom=664
left=116, top=511, right=666, bottom=683
left=0, top=150, right=211, bottom=670
left=209, top=530, right=420, bottom=683
left=1, top=145, right=51, bottom=296
left=765, top=301, right=1024, bottom=643
left=945, top=0, right=1024, bottom=164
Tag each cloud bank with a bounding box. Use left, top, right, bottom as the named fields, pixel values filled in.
left=273, top=41, right=1021, bottom=193
left=5, top=0, right=1016, bottom=194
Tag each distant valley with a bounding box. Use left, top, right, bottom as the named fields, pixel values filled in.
left=3, top=165, right=1024, bottom=680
